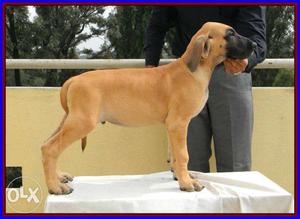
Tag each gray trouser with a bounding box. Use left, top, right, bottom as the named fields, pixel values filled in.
left=187, top=65, right=253, bottom=172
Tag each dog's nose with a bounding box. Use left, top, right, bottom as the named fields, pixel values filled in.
left=251, top=41, right=257, bottom=50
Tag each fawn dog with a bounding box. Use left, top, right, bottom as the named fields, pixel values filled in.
left=41, top=22, right=256, bottom=195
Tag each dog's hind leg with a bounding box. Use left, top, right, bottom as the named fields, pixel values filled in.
left=41, top=112, right=98, bottom=195
left=43, top=113, right=74, bottom=184
left=43, top=114, right=71, bottom=184
left=41, top=81, right=102, bottom=194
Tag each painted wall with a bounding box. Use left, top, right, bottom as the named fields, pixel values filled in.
left=5, top=87, right=294, bottom=213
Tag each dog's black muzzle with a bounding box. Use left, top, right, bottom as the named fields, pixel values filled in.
left=225, top=29, right=257, bottom=60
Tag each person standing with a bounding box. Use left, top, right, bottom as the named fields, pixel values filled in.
left=144, top=6, right=267, bottom=172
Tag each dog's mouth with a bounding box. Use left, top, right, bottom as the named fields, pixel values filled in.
left=226, top=40, right=257, bottom=59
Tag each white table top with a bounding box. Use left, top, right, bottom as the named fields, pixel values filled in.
left=44, top=171, right=293, bottom=213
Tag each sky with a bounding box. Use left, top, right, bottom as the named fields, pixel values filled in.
left=27, top=6, right=114, bottom=52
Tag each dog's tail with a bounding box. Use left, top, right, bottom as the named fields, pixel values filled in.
left=45, top=79, right=74, bottom=142
left=81, top=137, right=87, bottom=152
left=60, top=78, right=74, bottom=114
left=45, top=113, right=67, bottom=142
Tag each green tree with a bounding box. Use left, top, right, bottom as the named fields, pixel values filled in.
left=96, top=6, right=174, bottom=59
left=273, top=69, right=294, bottom=86
left=6, top=6, right=107, bottom=86
left=252, top=6, right=294, bottom=87
left=33, top=6, right=106, bottom=86
left=6, top=6, right=33, bottom=86
left=103, top=6, right=152, bottom=58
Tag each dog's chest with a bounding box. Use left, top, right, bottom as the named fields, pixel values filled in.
left=192, top=89, right=209, bottom=117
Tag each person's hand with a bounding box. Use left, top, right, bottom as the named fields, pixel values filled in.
left=146, top=65, right=156, bottom=68
left=224, top=58, right=248, bottom=74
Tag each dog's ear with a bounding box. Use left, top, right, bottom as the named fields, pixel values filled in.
left=201, top=36, right=211, bottom=59
left=186, top=35, right=211, bottom=72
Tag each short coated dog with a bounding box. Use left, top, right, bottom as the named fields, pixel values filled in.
left=41, top=22, right=256, bottom=195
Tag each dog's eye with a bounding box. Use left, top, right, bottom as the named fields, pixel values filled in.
left=227, top=30, right=235, bottom=37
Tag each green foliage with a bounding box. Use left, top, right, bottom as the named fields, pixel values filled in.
left=6, top=6, right=33, bottom=58
left=266, top=6, right=294, bottom=58
left=6, top=6, right=106, bottom=86
left=33, top=6, right=105, bottom=59
left=34, top=6, right=106, bottom=86
left=273, top=69, right=294, bottom=87
left=6, top=6, right=33, bottom=85
left=107, top=6, right=152, bottom=58
left=252, top=6, right=294, bottom=87
left=84, top=6, right=152, bottom=59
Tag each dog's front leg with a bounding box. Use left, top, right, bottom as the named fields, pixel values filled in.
left=166, top=120, right=204, bottom=192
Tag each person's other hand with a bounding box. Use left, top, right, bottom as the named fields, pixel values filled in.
left=224, top=58, right=248, bottom=74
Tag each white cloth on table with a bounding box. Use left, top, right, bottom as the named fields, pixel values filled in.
left=44, top=171, right=293, bottom=213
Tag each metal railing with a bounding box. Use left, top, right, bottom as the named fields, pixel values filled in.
left=6, top=58, right=294, bottom=70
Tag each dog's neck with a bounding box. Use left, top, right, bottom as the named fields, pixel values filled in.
left=180, top=58, right=215, bottom=84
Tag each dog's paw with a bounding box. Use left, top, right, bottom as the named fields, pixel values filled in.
left=192, top=179, right=204, bottom=192
left=57, top=172, right=74, bottom=183
left=48, top=181, right=73, bottom=195
left=179, top=183, right=195, bottom=192
left=179, top=179, right=204, bottom=192
left=173, top=171, right=197, bottom=181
